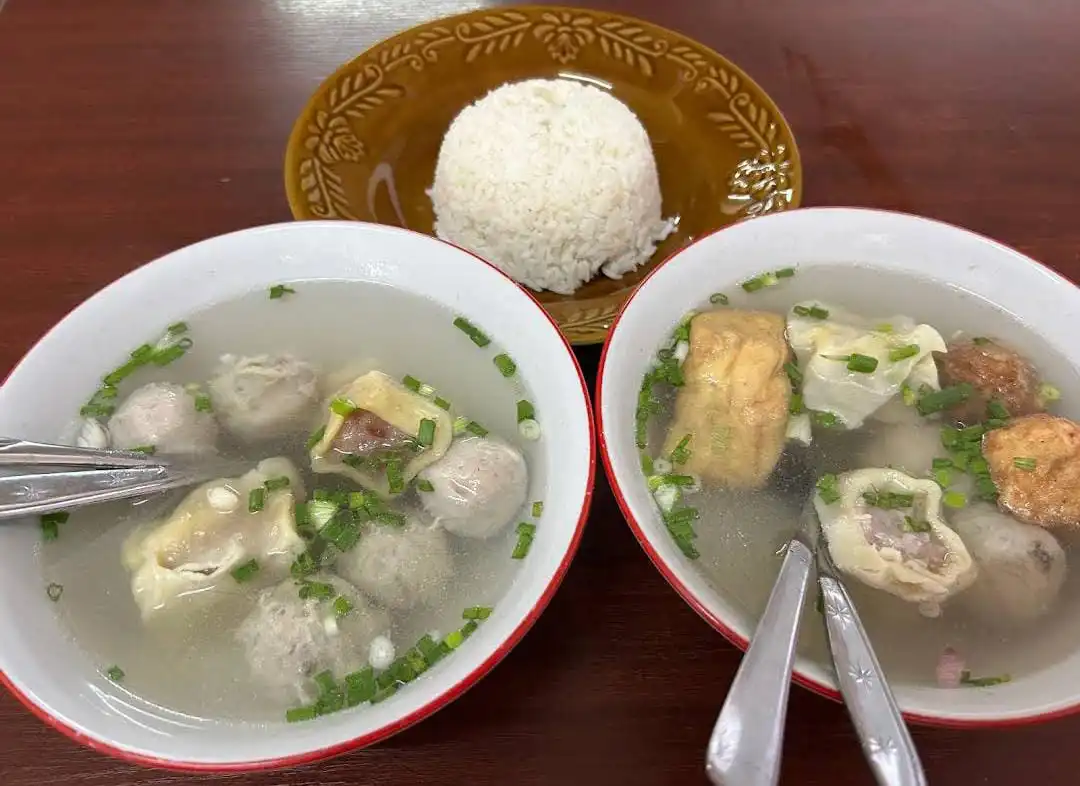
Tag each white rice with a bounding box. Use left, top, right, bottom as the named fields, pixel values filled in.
left=427, top=79, right=675, bottom=295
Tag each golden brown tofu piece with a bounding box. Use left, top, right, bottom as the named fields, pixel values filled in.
left=983, top=413, right=1080, bottom=530
left=936, top=339, right=1043, bottom=423
left=662, top=309, right=791, bottom=489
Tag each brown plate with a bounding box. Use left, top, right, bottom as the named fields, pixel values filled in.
left=284, top=5, right=802, bottom=345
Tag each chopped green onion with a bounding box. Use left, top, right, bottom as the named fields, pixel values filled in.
left=960, top=671, right=1011, bottom=688
left=901, top=383, right=916, bottom=407
left=417, top=418, right=436, bottom=447
left=976, top=476, right=999, bottom=502
left=386, top=459, right=405, bottom=494
left=987, top=400, right=1010, bottom=420
left=298, top=580, right=335, bottom=601
left=308, top=499, right=339, bottom=529
left=290, top=551, right=319, bottom=578
left=1013, top=457, right=1037, bottom=471
left=322, top=510, right=361, bottom=551
left=640, top=452, right=654, bottom=475
left=902, top=516, right=932, bottom=533
left=874, top=323, right=894, bottom=334
left=793, top=304, right=829, bottom=320
left=511, top=530, right=534, bottom=559
left=402, top=374, right=422, bottom=393
left=416, top=478, right=435, bottom=493
left=789, top=393, right=805, bottom=415
left=151, top=344, right=187, bottom=366
left=40, top=510, right=69, bottom=541
left=286, top=705, right=318, bottom=723
left=129, top=445, right=156, bottom=455
left=463, top=606, right=493, bottom=620
left=248, top=487, right=265, bottom=513
left=917, top=384, right=973, bottom=415
left=333, top=595, right=353, bottom=618
left=783, top=362, right=803, bottom=389
left=943, top=491, right=968, bottom=509
left=313, top=670, right=337, bottom=696
left=416, top=634, right=447, bottom=666
left=932, top=457, right=954, bottom=470
left=775, top=267, right=796, bottom=279
left=519, top=419, right=541, bottom=441
left=371, top=684, right=399, bottom=704
left=105, top=666, right=125, bottom=682
left=452, top=316, right=491, bottom=347
left=330, top=397, right=356, bottom=417
left=812, top=411, right=840, bottom=429
left=192, top=393, right=213, bottom=412
left=264, top=476, right=291, bottom=492
left=740, top=274, right=771, bottom=292
left=374, top=510, right=407, bottom=528
left=669, top=433, right=693, bottom=466
left=465, top=420, right=489, bottom=438
left=846, top=354, right=879, bottom=373
left=230, top=558, right=260, bottom=583
left=269, top=284, right=296, bottom=299
left=816, top=474, right=841, bottom=504
left=344, top=668, right=375, bottom=707
left=516, top=400, right=536, bottom=423
left=348, top=491, right=367, bottom=510
left=532, top=501, right=544, bottom=518
left=933, top=467, right=953, bottom=488
left=1038, top=383, right=1061, bottom=404
left=306, top=425, right=326, bottom=451
left=709, top=293, right=729, bottom=305
left=862, top=490, right=915, bottom=509
left=516, top=521, right=537, bottom=538
left=433, top=396, right=451, bottom=411
left=46, top=583, right=63, bottom=602
left=493, top=354, right=516, bottom=377
left=888, top=344, right=920, bottom=362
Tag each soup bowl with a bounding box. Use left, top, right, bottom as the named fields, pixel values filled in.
left=0, top=221, right=595, bottom=770
left=598, top=207, right=1080, bottom=727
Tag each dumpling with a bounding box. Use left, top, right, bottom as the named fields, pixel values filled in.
left=787, top=302, right=947, bottom=429
left=208, top=354, right=319, bottom=442
left=951, top=503, right=1066, bottom=625
left=662, top=309, right=791, bottom=489
left=859, top=420, right=948, bottom=478
left=236, top=574, right=390, bottom=704
left=310, top=371, right=453, bottom=499
left=335, top=518, right=453, bottom=610
left=109, top=382, right=218, bottom=453
left=814, top=467, right=977, bottom=616
left=121, top=457, right=306, bottom=622
left=417, top=436, right=528, bottom=539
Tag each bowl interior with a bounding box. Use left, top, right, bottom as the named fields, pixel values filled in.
left=599, top=206, right=1080, bottom=726
left=284, top=5, right=801, bottom=344
left=0, top=221, right=594, bottom=768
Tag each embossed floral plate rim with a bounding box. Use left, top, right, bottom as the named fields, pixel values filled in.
left=284, top=4, right=803, bottom=345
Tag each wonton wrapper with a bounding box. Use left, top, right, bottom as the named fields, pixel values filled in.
left=310, top=370, right=453, bottom=499
left=787, top=302, right=947, bottom=430
left=121, top=457, right=306, bottom=623
left=814, top=467, right=977, bottom=613
left=662, top=310, right=790, bottom=489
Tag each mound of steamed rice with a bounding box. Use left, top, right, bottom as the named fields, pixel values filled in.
left=427, top=78, right=674, bottom=296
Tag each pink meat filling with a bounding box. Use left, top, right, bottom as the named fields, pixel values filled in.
left=331, top=410, right=413, bottom=457
left=857, top=507, right=949, bottom=570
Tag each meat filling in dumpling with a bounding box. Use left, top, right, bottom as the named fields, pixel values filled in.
left=417, top=436, right=528, bottom=539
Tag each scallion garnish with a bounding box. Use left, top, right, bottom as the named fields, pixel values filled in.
left=775, top=267, right=796, bottom=278
left=987, top=399, right=1011, bottom=421
left=888, top=344, right=920, bottom=362
left=192, top=393, right=213, bottom=413
left=248, top=487, right=265, bottom=513
left=306, top=425, right=326, bottom=451
left=933, top=467, right=952, bottom=488
left=322, top=510, right=362, bottom=551
left=960, top=671, right=1011, bottom=688
left=862, top=490, right=915, bottom=509
left=264, top=476, right=291, bottom=492
left=46, top=583, right=63, bottom=602
left=40, top=511, right=69, bottom=542
left=298, top=580, right=335, bottom=601
left=269, top=284, right=296, bottom=299
left=917, top=384, right=973, bottom=415
left=812, top=411, right=840, bottom=429
left=416, top=478, right=435, bottom=493
left=402, top=374, right=422, bottom=393
left=290, top=551, right=319, bottom=578
left=816, top=474, right=841, bottom=504
left=330, top=397, right=356, bottom=417
left=375, top=510, right=407, bottom=528
left=901, top=383, right=916, bottom=406
left=151, top=344, right=187, bottom=366
left=463, top=606, right=493, bottom=620
left=452, top=316, right=491, bottom=347
left=230, top=558, right=260, bottom=583
left=783, top=362, right=803, bottom=389
left=943, top=491, right=967, bottom=509
left=129, top=445, right=156, bottom=455
left=493, top=354, right=516, bottom=377
left=105, top=666, right=125, bottom=682
left=512, top=522, right=535, bottom=559
left=669, top=433, right=693, bottom=466
left=416, top=634, right=447, bottom=667
left=793, top=304, right=829, bottom=320
left=333, top=595, right=353, bottom=618
left=789, top=393, right=805, bottom=415
left=386, top=459, right=405, bottom=494
left=1013, top=457, right=1037, bottom=471
left=902, top=516, right=932, bottom=533
left=417, top=418, right=436, bottom=447
left=740, top=274, right=771, bottom=292
left=532, top=501, right=543, bottom=518
left=709, top=293, right=729, bottom=305
left=465, top=420, right=489, bottom=438
left=286, top=705, right=318, bottom=723
left=344, top=667, right=376, bottom=707
left=845, top=354, right=879, bottom=373
left=433, top=396, right=451, bottom=411
left=516, top=400, right=536, bottom=423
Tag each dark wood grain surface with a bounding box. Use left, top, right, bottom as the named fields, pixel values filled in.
left=2, top=0, right=1079, bottom=783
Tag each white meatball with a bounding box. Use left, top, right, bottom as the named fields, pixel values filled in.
left=336, top=520, right=453, bottom=610
left=859, top=420, right=946, bottom=478
left=952, top=503, right=1067, bottom=625
left=208, top=354, right=318, bottom=442
left=417, top=437, right=528, bottom=539
left=108, top=382, right=217, bottom=453
left=236, top=575, right=390, bottom=703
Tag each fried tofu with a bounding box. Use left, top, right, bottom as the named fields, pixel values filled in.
left=983, top=413, right=1080, bottom=529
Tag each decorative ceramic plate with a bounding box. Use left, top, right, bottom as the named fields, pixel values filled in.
left=284, top=5, right=802, bottom=344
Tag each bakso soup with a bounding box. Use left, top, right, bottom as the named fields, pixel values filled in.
left=40, top=282, right=545, bottom=722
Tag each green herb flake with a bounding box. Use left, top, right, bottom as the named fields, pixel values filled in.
left=105, top=666, right=125, bottom=682
left=330, top=397, right=356, bottom=417
left=943, top=491, right=968, bottom=509
left=669, top=433, right=693, bottom=466
left=960, top=671, right=1011, bottom=688
left=1013, top=457, right=1037, bottom=471
left=917, top=384, right=973, bottom=416
left=902, top=516, right=932, bottom=533
left=264, top=476, right=291, bottom=492
left=386, top=459, right=405, bottom=495
left=417, top=418, right=436, bottom=447
left=862, top=490, right=915, bottom=509
left=816, top=474, right=841, bottom=505
left=416, top=478, right=435, bottom=493
left=333, top=595, right=353, bottom=618
left=286, top=705, right=319, bottom=723
left=298, top=580, right=335, bottom=601
left=532, top=501, right=544, bottom=518
left=269, top=284, right=296, bottom=300
left=452, top=316, right=491, bottom=347
left=465, top=420, right=489, bottom=438
left=248, top=487, right=266, bottom=513
left=433, top=396, right=451, bottom=411
left=230, top=558, right=260, bottom=583
left=402, top=374, right=423, bottom=393
left=888, top=344, right=920, bottom=362
left=516, top=399, right=536, bottom=424
left=846, top=353, right=879, bottom=374
left=793, top=304, right=829, bottom=320
left=306, top=425, right=326, bottom=451
left=193, top=393, right=213, bottom=412
left=493, top=354, right=517, bottom=377
left=463, top=606, right=493, bottom=620
left=40, top=510, right=69, bottom=541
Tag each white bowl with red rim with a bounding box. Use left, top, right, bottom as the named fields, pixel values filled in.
left=0, top=221, right=595, bottom=770
left=597, top=206, right=1080, bottom=727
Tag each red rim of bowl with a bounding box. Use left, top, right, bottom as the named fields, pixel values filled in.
left=595, top=205, right=1080, bottom=730
left=0, top=224, right=597, bottom=771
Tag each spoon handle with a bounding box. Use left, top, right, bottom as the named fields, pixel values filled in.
left=705, top=539, right=814, bottom=786
left=0, top=438, right=160, bottom=468
left=819, top=575, right=928, bottom=786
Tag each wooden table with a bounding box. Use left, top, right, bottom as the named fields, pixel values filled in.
left=1, top=1, right=1078, bottom=784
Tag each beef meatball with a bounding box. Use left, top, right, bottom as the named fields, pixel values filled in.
left=108, top=382, right=217, bottom=453
left=417, top=436, right=528, bottom=539
left=983, top=413, right=1080, bottom=529
left=935, top=339, right=1043, bottom=423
